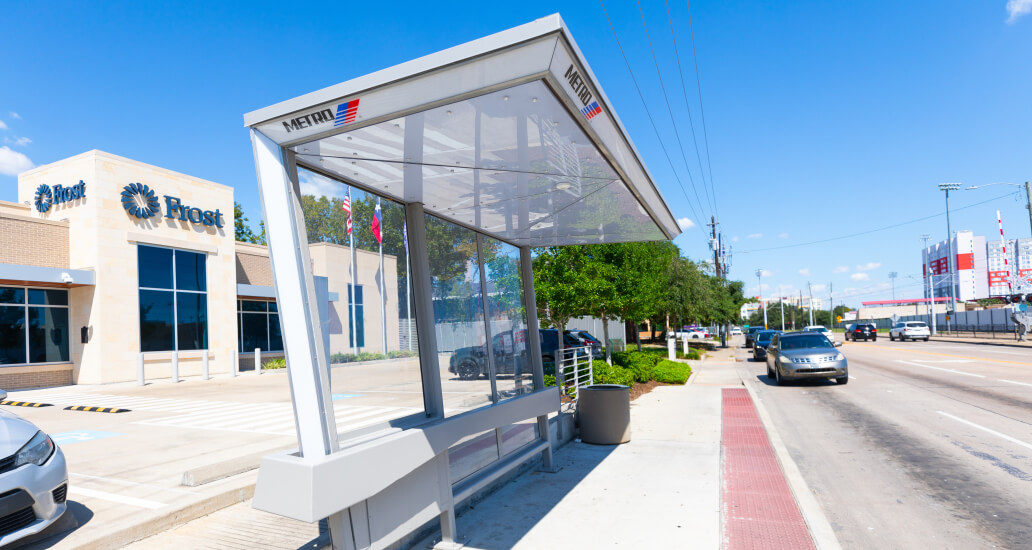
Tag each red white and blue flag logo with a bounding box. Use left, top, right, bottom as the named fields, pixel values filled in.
left=334, top=98, right=361, bottom=127
left=580, top=101, right=602, bottom=121
left=371, top=197, right=383, bottom=244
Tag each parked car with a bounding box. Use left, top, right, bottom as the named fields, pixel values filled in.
left=539, top=329, right=589, bottom=364
left=890, top=321, right=931, bottom=342
left=565, top=330, right=603, bottom=359
left=752, top=330, right=779, bottom=361
left=765, top=332, right=848, bottom=386
left=0, top=389, right=68, bottom=547
left=731, top=327, right=743, bottom=336
left=803, top=325, right=836, bottom=344
left=845, top=323, right=878, bottom=342
left=745, top=326, right=762, bottom=347
left=449, top=330, right=527, bottom=380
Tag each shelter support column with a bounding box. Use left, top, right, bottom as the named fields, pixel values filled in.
left=521, top=246, right=555, bottom=471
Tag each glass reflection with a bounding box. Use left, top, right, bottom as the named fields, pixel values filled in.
left=481, top=237, right=534, bottom=400
left=296, top=167, right=425, bottom=437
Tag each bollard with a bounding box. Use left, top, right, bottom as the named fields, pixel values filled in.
left=255, top=348, right=261, bottom=375
left=202, top=352, right=210, bottom=380
left=667, top=337, right=676, bottom=360
left=231, top=349, right=238, bottom=377
left=171, top=351, right=179, bottom=383
left=682, top=336, right=689, bottom=357
left=137, top=353, right=145, bottom=386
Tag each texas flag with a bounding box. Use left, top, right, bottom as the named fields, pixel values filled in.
left=371, top=197, right=383, bottom=244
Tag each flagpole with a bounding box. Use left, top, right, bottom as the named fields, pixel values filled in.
left=345, top=187, right=359, bottom=355
left=404, top=222, right=413, bottom=351
left=376, top=198, right=388, bottom=356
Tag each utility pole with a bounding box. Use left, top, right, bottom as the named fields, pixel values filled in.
left=807, top=282, right=815, bottom=326
left=940, top=183, right=960, bottom=331
left=709, top=216, right=720, bottom=278
left=922, top=234, right=936, bottom=335
left=756, top=269, right=767, bottom=329
left=797, top=290, right=803, bottom=329
left=888, top=272, right=898, bottom=300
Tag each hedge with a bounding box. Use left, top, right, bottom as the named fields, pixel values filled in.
left=653, top=360, right=692, bottom=384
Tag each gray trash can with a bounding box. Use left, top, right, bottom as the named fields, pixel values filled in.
left=577, top=384, right=631, bottom=444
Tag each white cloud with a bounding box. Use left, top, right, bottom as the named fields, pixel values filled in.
left=0, top=146, right=33, bottom=176
left=798, top=268, right=810, bottom=276
left=13, top=137, right=30, bottom=147
left=850, top=273, right=870, bottom=281
left=0, top=120, right=7, bottom=131
left=811, top=283, right=827, bottom=292
left=856, top=262, right=882, bottom=272
left=731, top=236, right=739, bottom=242
left=1008, top=0, right=1032, bottom=22
left=778, top=232, right=789, bottom=239
left=298, top=169, right=346, bottom=199
left=747, top=233, right=763, bottom=239
left=758, top=269, right=773, bottom=277
left=833, top=266, right=849, bottom=273
left=8, top=112, right=19, bottom=120
left=676, top=217, right=695, bottom=230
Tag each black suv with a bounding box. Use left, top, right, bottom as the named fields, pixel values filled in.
left=449, top=330, right=526, bottom=380
left=745, top=326, right=762, bottom=347
left=846, top=323, right=877, bottom=342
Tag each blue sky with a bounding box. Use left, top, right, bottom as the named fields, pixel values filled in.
left=1, top=1, right=1030, bottom=308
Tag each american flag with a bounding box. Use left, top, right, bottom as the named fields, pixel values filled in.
left=342, top=188, right=353, bottom=235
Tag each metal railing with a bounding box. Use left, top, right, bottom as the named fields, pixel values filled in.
left=933, top=324, right=1018, bottom=340
left=556, top=346, right=594, bottom=401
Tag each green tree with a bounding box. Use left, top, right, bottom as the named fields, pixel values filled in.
left=234, top=202, right=266, bottom=245
left=533, top=246, right=592, bottom=363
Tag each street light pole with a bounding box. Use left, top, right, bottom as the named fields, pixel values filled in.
left=888, top=271, right=898, bottom=300
left=940, top=183, right=960, bottom=331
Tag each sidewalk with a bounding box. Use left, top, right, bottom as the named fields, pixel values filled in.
left=930, top=333, right=1032, bottom=348
left=411, top=350, right=826, bottom=549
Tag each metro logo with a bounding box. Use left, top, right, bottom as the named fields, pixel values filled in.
left=334, top=99, right=360, bottom=127
left=281, top=97, right=361, bottom=133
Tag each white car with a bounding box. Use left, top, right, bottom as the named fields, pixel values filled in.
left=803, top=325, right=836, bottom=344
left=731, top=327, right=743, bottom=336
left=0, top=390, right=68, bottom=547
left=890, top=321, right=931, bottom=342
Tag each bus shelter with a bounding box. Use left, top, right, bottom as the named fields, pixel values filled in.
left=244, top=14, right=680, bottom=550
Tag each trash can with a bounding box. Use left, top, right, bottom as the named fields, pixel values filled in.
left=577, top=384, right=631, bottom=444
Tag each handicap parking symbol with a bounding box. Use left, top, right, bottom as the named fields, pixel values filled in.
left=51, top=430, right=124, bottom=445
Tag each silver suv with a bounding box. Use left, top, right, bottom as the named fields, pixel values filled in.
left=890, top=321, right=930, bottom=342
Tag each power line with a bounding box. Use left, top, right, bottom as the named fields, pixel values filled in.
left=686, top=0, right=719, bottom=219
left=663, top=0, right=715, bottom=218
left=598, top=0, right=706, bottom=228
left=635, top=0, right=712, bottom=220
left=737, top=190, right=1020, bottom=254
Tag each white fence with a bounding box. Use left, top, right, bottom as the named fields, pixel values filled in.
left=556, top=346, right=594, bottom=401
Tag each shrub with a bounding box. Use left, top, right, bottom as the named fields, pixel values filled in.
left=544, top=374, right=556, bottom=387
left=387, top=350, right=418, bottom=359
left=543, top=362, right=555, bottom=376
left=612, top=351, right=661, bottom=383
left=262, top=358, right=287, bottom=370
left=592, top=361, right=636, bottom=386
left=329, top=352, right=387, bottom=364
left=653, top=360, right=692, bottom=384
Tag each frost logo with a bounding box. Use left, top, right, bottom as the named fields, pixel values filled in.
left=34, top=181, right=86, bottom=213
left=34, top=184, right=53, bottom=213
left=121, top=183, right=160, bottom=219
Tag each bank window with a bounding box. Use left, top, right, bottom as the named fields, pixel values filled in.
left=138, top=245, right=208, bottom=352
left=348, top=284, right=364, bottom=349
left=238, top=300, right=283, bottom=352
left=0, top=286, right=70, bottom=365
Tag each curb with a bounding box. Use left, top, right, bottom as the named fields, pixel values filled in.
left=742, top=380, right=842, bottom=550
left=929, top=337, right=1030, bottom=349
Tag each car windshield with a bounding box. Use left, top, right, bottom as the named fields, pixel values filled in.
left=758, top=331, right=777, bottom=341
left=780, top=334, right=833, bottom=349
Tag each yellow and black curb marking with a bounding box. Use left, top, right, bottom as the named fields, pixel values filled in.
left=0, top=401, right=53, bottom=408
left=63, top=405, right=131, bottom=413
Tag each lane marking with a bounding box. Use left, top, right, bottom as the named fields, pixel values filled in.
left=871, top=347, right=1032, bottom=367
left=915, top=360, right=973, bottom=363
left=937, top=411, right=1032, bottom=452
left=69, top=473, right=198, bottom=495
left=69, top=487, right=166, bottom=509
left=896, top=360, right=985, bottom=378
left=999, top=379, right=1032, bottom=388
left=849, top=376, right=857, bottom=380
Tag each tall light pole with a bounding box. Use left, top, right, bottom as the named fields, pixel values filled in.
left=756, top=269, right=767, bottom=329
left=921, top=234, right=936, bottom=335
left=888, top=271, right=898, bottom=300
left=939, top=183, right=960, bottom=330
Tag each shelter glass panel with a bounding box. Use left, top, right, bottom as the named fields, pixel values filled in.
left=448, top=429, right=500, bottom=484
left=425, top=214, right=491, bottom=416
left=481, top=237, right=534, bottom=401
left=296, top=167, right=425, bottom=437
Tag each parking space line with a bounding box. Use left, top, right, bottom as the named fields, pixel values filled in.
left=896, top=360, right=985, bottom=378
left=69, top=487, right=167, bottom=509
left=937, top=411, right=1032, bottom=452
left=70, top=473, right=198, bottom=495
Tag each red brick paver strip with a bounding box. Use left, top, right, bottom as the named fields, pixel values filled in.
left=722, top=388, right=815, bottom=550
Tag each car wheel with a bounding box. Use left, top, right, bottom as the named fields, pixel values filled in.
left=767, top=363, right=773, bottom=378
left=457, top=360, right=480, bottom=380
left=890, top=333, right=895, bottom=341
left=872, top=336, right=877, bottom=341
left=901, top=335, right=907, bottom=342
left=774, top=364, right=785, bottom=386
left=836, top=375, right=849, bottom=385
left=924, top=337, right=930, bottom=342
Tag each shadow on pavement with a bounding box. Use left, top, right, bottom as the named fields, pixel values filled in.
left=17, top=501, right=92, bottom=549
left=754, top=374, right=839, bottom=388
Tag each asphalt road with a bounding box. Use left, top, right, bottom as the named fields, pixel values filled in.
left=736, top=336, right=1032, bottom=550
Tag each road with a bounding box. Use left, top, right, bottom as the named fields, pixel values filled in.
left=736, top=336, right=1032, bottom=549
